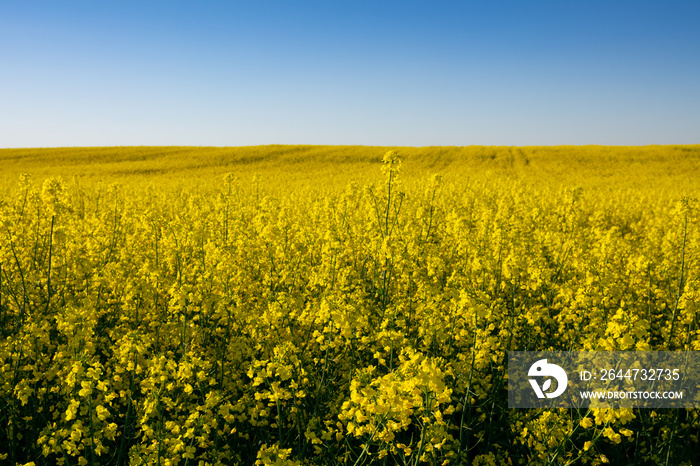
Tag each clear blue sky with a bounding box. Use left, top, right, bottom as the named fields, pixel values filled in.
left=1, top=1, right=698, bottom=147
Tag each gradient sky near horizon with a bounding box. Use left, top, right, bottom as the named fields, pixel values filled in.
left=1, top=1, right=699, bottom=148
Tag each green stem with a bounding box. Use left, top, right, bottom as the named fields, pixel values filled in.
left=46, top=215, right=54, bottom=314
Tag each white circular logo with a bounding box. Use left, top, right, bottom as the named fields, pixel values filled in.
left=528, top=359, right=568, bottom=399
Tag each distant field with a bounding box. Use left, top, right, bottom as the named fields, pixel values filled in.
left=1, top=145, right=699, bottom=189
left=0, top=145, right=699, bottom=465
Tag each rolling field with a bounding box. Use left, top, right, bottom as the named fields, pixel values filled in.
left=1, top=145, right=699, bottom=465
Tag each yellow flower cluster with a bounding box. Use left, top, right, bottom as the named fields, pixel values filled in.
left=0, top=145, right=698, bottom=464
left=339, top=349, right=454, bottom=463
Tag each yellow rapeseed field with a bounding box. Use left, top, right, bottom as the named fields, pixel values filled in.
left=0, top=145, right=699, bottom=465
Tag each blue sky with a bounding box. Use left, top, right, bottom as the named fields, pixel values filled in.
left=1, top=1, right=698, bottom=147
